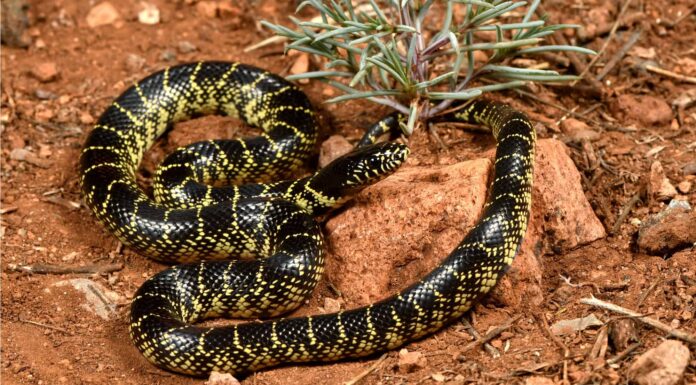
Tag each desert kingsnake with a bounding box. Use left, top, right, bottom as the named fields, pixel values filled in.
left=79, top=61, right=535, bottom=377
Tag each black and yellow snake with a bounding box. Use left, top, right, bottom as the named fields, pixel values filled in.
left=79, top=61, right=535, bottom=377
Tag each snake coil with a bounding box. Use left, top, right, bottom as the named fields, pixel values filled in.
left=80, top=61, right=535, bottom=377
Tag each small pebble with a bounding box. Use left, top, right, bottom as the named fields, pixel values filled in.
left=125, top=53, right=146, bottom=72
left=178, top=41, right=197, bottom=54
left=397, top=348, right=427, bottom=373
left=34, top=89, right=57, bottom=100
left=677, top=181, right=692, bottom=194
left=206, top=371, right=241, bottom=385
left=160, top=49, right=176, bottom=62
left=137, top=2, right=160, bottom=25
left=648, top=161, right=677, bottom=203
left=196, top=1, right=218, bottom=18
left=560, top=118, right=599, bottom=142
left=30, top=62, right=59, bottom=83
left=86, top=1, right=121, bottom=28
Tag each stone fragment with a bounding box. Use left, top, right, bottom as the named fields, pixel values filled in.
left=560, top=118, right=599, bottom=142
left=178, top=41, right=197, bottom=54
left=290, top=54, right=310, bottom=84
left=137, top=2, right=160, bottom=25
left=196, top=1, right=218, bottom=18
left=612, top=95, right=673, bottom=126
left=550, top=314, right=603, bottom=336
left=648, top=161, right=677, bottom=203
left=86, top=2, right=121, bottom=28
left=54, top=279, right=121, bottom=320
left=319, top=135, right=353, bottom=168
left=638, top=201, right=696, bottom=255
left=322, top=297, right=341, bottom=313
left=125, top=53, right=146, bottom=72
left=677, top=180, right=692, bottom=194
left=206, top=371, right=241, bottom=385
left=524, top=376, right=555, bottom=385
left=609, top=319, right=636, bottom=351
left=627, top=340, right=690, bottom=385
left=30, top=62, right=59, bottom=83
left=397, top=349, right=426, bottom=373
left=10, top=148, right=52, bottom=168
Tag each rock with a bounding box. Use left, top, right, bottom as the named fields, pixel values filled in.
left=524, top=376, right=555, bottom=385
left=319, top=135, right=353, bottom=168
left=322, top=297, right=341, bottom=313
left=1, top=0, right=31, bottom=48
left=612, top=95, right=673, bottom=126
left=178, top=41, right=197, bottom=54
left=609, top=319, right=636, bottom=351
left=677, top=181, right=692, bottom=194
left=10, top=148, right=52, bottom=168
left=290, top=53, right=310, bottom=84
left=560, top=118, right=599, bottom=142
left=54, top=279, right=121, bottom=320
left=125, top=53, right=146, bottom=72
left=160, top=49, right=176, bottom=62
left=34, top=89, right=57, bottom=100
left=627, top=340, right=690, bottom=385
left=325, top=139, right=604, bottom=309
left=637, top=201, right=696, bottom=255
left=684, top=162, right=696, bottom=176
left=534, top=139, right=606, bottom=253
left=648, top=161, right=677, bottom=203
left=206, top=371, right=241, bottom=385
left=550, top=314, right=603, bottom=336
left=137, top=2, right=160, bottom=25
left=196, top=1, right=218, bottom=18
left=86, top=2, right=121, bottom=28
left=30, top=62, right=59, bottom=83
left=397, top=349, right=426, bottom=373
left=79, top=111, right=95, bottom=125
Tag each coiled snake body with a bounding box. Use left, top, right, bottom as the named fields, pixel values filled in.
left=79, top=61, right=535, bottom=377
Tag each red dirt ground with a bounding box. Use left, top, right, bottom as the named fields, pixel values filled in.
left=2, top=1, right=695, bottom=384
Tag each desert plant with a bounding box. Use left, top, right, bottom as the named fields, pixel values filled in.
left=263, top=0, right=594, bottom=134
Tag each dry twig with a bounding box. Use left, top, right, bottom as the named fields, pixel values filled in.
left=575, top=0, right=635, bottom=83
left=343, top=353, right=388, bottom=385
left=6, top=262, right=123, bottom=275
left=581, top=297, right=696, bottom=345
left=460, top=315, right=522, bottom=356
left=610, top=191, right=642, bottom=235
left=595, top=29, right=642, bottom=81
left=645, top=64, right=696, bottom=84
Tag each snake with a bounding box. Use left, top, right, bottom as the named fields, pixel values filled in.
left=79, top=61, right=535, bottom=377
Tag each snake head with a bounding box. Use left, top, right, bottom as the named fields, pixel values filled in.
left=312, top=142, right=410, bottom=197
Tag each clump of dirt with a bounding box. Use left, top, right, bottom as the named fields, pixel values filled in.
left=2, top=1, right=695, bottom=385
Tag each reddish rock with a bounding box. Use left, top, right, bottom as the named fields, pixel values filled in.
left=319, top=135, right=353, bottom=168
left=627, top=340, right=690, bottom=385
left=533, top=139, right=606, bottom=253
left=637, top=202, right=696, bottom=255
left=86, top=2, right=121, bottom=28
left=648, top=161, right=677, bottom=203
left=397, top=349, right=426, bottom=373
left=196, top=1, right=218, bottom=18
left=30, top=62, right=59, bottom=83
left=206, top=371, right=240, bottom=385
left=560, top=118, right=599, bottom=142
left=612, top=95, right=673, bottom=126
left=676, top=181, right=692, bottom=194
left=325, top=138, right=604, bottom=310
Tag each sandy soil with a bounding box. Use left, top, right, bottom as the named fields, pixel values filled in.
left=1, top=1, right=695, bottom=384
